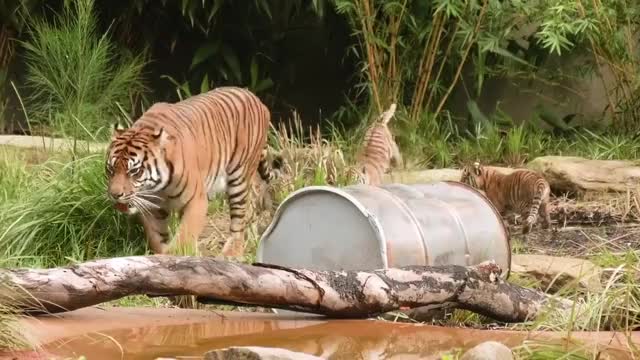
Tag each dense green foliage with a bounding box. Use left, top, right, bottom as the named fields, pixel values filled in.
left=1, top=0, right=639, bottom=140
left=0, top=149, right=145, bottom=268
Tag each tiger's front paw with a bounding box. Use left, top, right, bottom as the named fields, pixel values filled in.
left=219, top=235, right=245, bottom=259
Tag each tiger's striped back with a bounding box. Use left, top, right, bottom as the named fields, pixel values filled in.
left=460, top=162, right=551, bottom=234
left=106, top=86, right=279, bottom=257
left=353, top=103, right=403, bottom=186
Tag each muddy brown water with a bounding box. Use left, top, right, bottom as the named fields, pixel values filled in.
left=3, top=307, right=638, bottom=359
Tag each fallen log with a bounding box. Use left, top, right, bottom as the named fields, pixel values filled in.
left=0, top=256, right=570, bottom=322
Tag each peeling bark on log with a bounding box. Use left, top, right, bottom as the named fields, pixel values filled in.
left=0, top=257, right=570, bottom=323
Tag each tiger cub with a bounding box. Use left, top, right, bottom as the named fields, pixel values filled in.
left=352, top=103, right=403, bottom=186
left=106, top=87, right=278, bottom=258
left=460, top=162, right=551, bottom=234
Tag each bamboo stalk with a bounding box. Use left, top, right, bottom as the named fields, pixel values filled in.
left=359, top=0, right=383, bottom=112
left=425, top=21, right=460, bottom=113
left=386, top=0, right=407, bottom=101
left=575, top=0, right=619, bottom=125
left=410, top=18, right=438, bottom=121
left=410, top=11, right=445, bottom=122
left=433, top=0, right=489, bottom=118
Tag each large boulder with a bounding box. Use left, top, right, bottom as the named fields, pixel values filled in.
left=204, top=346, right=323, bottom=360
left=527, top=156, right=640, bottom=194
left=460, top=341, right=514, bottom=360
left=511, top=254, right=603, bottom=293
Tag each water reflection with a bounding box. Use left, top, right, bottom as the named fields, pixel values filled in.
left=39, top=316, right=634, bottom=360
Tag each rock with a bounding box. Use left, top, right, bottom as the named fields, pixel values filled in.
left=460, top=341, right=513, bottom=360
left=527, top=156, right=640, bottom=194
left=511, top=254, right=602, bottom=293
left=204, top=346, right=323, bottom=360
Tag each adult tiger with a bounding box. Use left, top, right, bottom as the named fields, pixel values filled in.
left=352, top=103, right=403, bottom=186
left=460, top=162, right=551, bottom=234
left=106, top=86, right=278, bottom=257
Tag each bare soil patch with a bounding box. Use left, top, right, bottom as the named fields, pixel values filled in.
left=507, top=192, right=640, bottom=259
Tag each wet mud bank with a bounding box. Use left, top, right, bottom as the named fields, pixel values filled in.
left=4, top=307, right=639, bottom=359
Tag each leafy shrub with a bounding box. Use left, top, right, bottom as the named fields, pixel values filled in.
left=22, top=0, right=146, bottom=140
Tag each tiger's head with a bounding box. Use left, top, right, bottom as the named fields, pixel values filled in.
left=460, top=161, right=485, bottom=190
left=106, top=124, right=174, bottom=215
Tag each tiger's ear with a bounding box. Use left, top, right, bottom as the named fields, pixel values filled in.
left=152, top=127, right=174, bottom=146
left=111, top=123, right=126, bottom=141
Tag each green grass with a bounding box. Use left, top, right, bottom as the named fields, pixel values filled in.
left=384, top=108, right=640, bottom=169
left=512, top=340, right=605, bottom=360
left=22, top=0, right=146, bottom=140
left=524, top=250, right=640, bottom=333
left=0, top=150, right=147, bottom=268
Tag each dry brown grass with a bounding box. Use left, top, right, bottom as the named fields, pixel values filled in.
left=550, top=190, right=640, bottom=227
left=198, top=115, right=359, bottom=258
left=0, top=283, right=31, bottom=351
left=268, top=115, right=355, bottom=191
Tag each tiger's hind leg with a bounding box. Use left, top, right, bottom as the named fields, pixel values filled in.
left=523, top=182, right=551, bottom=234
left=540, top=201, right=551, bottom=230
left=220, top=168, right=253, bottom=258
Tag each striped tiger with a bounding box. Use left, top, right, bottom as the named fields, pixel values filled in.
left=352, top=103, right=403, bottom=186
left=106, top=86, right=279, bottom=257
left=460, top=162, right=551, bottom=234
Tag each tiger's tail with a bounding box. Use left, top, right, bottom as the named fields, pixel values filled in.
left=257, top=148, right=283, bottom=183
left=379, top=103, right=397, bottom=126
left=523, top=178, right=550, bottom=234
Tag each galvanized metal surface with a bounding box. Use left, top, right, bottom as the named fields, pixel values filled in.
left=257, top=182, right=511, bottom=278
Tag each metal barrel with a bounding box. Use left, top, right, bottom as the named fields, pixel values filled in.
left=256, top=182, right=511, bottom=279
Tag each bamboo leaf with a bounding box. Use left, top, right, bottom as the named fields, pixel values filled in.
left=190, top=42, right=219, bottom=70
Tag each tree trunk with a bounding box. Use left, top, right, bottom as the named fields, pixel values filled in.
left=0, top=256, right=570, bottom=322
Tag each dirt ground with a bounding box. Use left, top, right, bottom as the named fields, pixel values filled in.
left=512, top=223, right=640, bottom=259
left=196, top=190, right=640, bottom=263
left=508, top=193, right=640, bottom=260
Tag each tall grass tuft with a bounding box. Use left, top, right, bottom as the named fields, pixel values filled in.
left=0, top=283, right=30, bottom=350
left=0, top=153, right=146, bottom=268
left=511, top=250, right=640, bottom=335
left=0, top=147, right=37, bottom=203
left=269, top=113, right=353, bottom=198
left=21, top=0, right=146, bottom=140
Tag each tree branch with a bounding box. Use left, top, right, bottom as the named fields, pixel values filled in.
left=0, top=257, right=570, bottom=323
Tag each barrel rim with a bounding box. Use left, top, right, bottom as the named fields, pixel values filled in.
left=256, top=185, right=389, bottom=268
left=443, top=180, right=512, bottom=279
